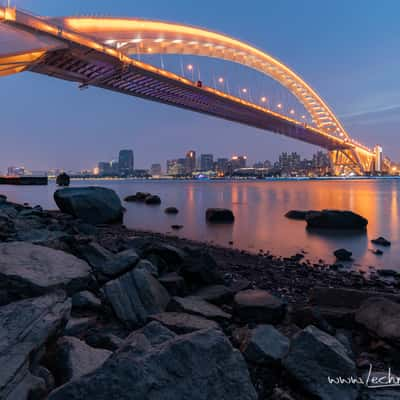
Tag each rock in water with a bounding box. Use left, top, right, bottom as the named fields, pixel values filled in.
left=285, top=210, right=312, bottom=220
left=164, top=206, right=179, bottom=214
left=54, top=187, right=123, bottom=225
left=0, top=242, right=92, bottom=304
left=56, top=173, right=70, bottom=187
left=0, top=291, right=71, bottom=400
left=206, top=208, right=235, bottom=223
left=305, top=210, right=367, bottom=230
left=144, top=195, right=161, bottom=205
left=283, top=326, right=358, bottom=400
left=48, top=328, right=257, bottom=400
left=334, top=248, right=353, bottom=261
left=371, top=236, right=391, bottom=247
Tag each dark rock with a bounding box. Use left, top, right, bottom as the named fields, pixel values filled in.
left=206, top=208, right=235, bottom=223
left=85, top=332, right=125, bottom=351
left=0, top=242, right=92, bottom=304
left=376, top=269, right=399, bottom=278
left=355, top=297, right=400, bottom=344
left=141, top=241, right=186, bottom=267
left=167, top=296, right=231, bottom=321
left=234, top=289, right=286, bottom=323
left=32, top=366, right=55, bottom=395
left=64, top=316, right=97, bottom=337
left=291, top=306, right=336, bottom=335
left=54, top=187, right=123, bottom=225
left=283, top=325, right=358, bottom=400
left=149, top=312, right=219, bottom=334
left=53, top=336, right=111, bottom=384
left=241, top=325, right=289, bottom=364
left=171, top=224, right=183, bottom=230
left=71, top=291, right=102, bottom=311
left=192, top=284, right=234, bottom=305
left=135, top=259, right=159, bottom=277
left=124, top=192, right=151, bottom=202
left=56, top=173, right=70, bottom=187
left=306, top=209, right=368, bottom=230
left=158, top=272, right=186, bottom=296
left=372, top=249, right=383, bottom=256
left=0, top=291, right=71, bottom=400
left=334, top=248, right=353, bottom=261
left=48, top=328, right=257, bottom=400
left=144, top=194, right=161, bottom=205
left=103, top=268, right=170, bottom=328
left=371, top=236, right=391, bottom=247
left=164, top=206, right=179, bottom=214
left=285, top=210, right=311, bottom=220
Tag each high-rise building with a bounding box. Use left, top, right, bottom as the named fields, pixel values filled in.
left=7, top=166, right=24, bottom=176
left=312, top=151, right=330, bottom=170
left=110, top=160, right=119, bottom=175
left=200, top=154, right=214, bottom=171
left=185, top=150, right=196, bottom=174
left=118, top=149, right=134, bottom=176
left=278, top=152, right=301, bottom=172
left=98, top=161, right=112, bottom=176
left=230, top=155, right=247, bottom=170
left=374, top=145, right=383, bottom=173
left=216, top=158, right=229, bottom=174
left=150, top=163, right=162, bottom=176
left=167, top=159, right=186, bottom=175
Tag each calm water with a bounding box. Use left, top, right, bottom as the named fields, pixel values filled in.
left=1, top=179, right=399, bottom=271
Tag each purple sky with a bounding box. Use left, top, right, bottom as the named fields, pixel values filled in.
left=1, top=0, right=400, bottom=172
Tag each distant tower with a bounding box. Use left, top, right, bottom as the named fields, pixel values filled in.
left=185, top=150, right=196, bottom=174
left=118, top=149, right=134, bottom=176
left=374, top=145, right=383, bottom=173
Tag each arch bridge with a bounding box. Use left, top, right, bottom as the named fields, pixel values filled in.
left=0, top=6, right=384, bottom=174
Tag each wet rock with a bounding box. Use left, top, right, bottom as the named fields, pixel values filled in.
left=0, top=242, right=92, bottom=304
left=371, top=249, right=383, bottom=256
left=306, top=209, right=368, bottom=230
left=164, top=206, right=179, bottom=214
left=56, top=172, right=70, bottom=187
left=334, top=248, right=353, bottom=261
left=71, top=291, right=102, bottom=312
left=192, top=284, right=234, bottom=305
left=158, top=272, right=186, bottom=296
left=103, top=268, right=170, bottom=328
left=144, top=194, right=161, bottom=205
left=171, top=224, right=183, bottom=230
left=283, top=325, right=358, bottom=400
left=48, top=328, right=257, bottom=400
left=284, top=210, right=311, bottom=220
left=355, top=297, right=400, bottom=344
left=54, top=187, right=123, bottom=225
left=0, top=291, right=71, bottom=400
left=124, top=192, right=151, bottom=202
left=167, top=296, right=231, bottom=321
left=64, top=316, right=97, bottom=337
left=234, top=289, right=286, bottom=324
left=141, top=241, right=186, bottom=267
left=53, top=336, right=111, bottom=384
left=371, top=236, right=391, bottom=247
left=149, top=312, right=219, bottom=334
left=206, top=208, right=235, bottom=223
left=241, top=325, right=289, bottom=364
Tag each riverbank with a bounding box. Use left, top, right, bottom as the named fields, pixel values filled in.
left=1, top=193, right=400, bottom=399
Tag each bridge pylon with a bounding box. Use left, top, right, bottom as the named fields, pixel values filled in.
left=329, top=148, right=375, bottom=176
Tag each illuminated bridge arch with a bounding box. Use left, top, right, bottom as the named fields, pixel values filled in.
left=58, top=17, right=348, bottom=140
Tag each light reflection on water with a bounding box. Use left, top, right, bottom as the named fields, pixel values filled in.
left=1, top=179, right=399, bottom=270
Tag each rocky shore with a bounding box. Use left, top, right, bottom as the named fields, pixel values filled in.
left=0, top=188, right=399, bottom=400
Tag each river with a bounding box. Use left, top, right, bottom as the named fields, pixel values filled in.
left=1, top=178, right=399, bottom=271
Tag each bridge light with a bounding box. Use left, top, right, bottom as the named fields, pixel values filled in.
left=242, top=88, right=247, bottom=93
left=154, top=38, right=164, bottom=43
left=131, top=38, right=142, bottom=43
left=187, top=64, right=193, bottom=71
left=301, top=115, right=306, bottom=119
left=172, top=39, right=183, bottom=43
left=260, top=96, right=267, bottom=103
left=147, top=47, right=153, bottom=52
left=289, top=109, right=295, bottom=115
left=277, top=103, right=282, bottom=109
left=218, top=77, right=224, bottom=83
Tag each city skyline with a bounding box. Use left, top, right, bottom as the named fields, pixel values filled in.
left=1, top=0, right=400, bottom=172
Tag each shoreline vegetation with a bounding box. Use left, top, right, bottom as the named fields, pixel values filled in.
left=1, top=187, right=399, bottom=399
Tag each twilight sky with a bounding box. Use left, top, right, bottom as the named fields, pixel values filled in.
left=1, top=0, right=400, bottom=172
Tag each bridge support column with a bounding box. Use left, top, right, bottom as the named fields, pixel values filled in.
left=329, top=149, right=374, bottom=176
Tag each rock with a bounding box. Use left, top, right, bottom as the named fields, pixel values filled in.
left=141, top=241, right=186, bottom=267
left=241, top=325, right=289, bottom=364
left=124, top=192, right=151, bottom=202
left=144, top=194, right=161, bottom=205
left=54, top=187, right=123, bottom=225
left=64, top=316, right=97, bottom=337
left=372, top=249, right=383, bottom=256
left=103, top=268, right=170, bottom=328
left=56, top=173, right=70, bottom=187
left=171, top=224, right=183, bottom=230
left=71, top=291, right=102, bottom=311
left=164, top=206, right=179, bottom=214
left=371, top=236, right=391, bottom=247
left=168, top=296, right=230, bottom=321
left=48, top=328, right=257, bottom=400
left=355, top=298, right=400, bottom=344
left=206, top=208, right=235, bottom=223
left=291, top=306, right=336, bottom=335
left=334, top=248, right=353, bottom=261
left=180, top=246, right=224, bottom=286
left=158, top=272, right=186, bottom=296
left=136, top=259, right=159, bottom=277
left=283, top=325, right=358, bottom=400
left=53, top=336, right=111, bottom=384
left=376, top=269, right=399, bottom=278
left=0, top=242, right=92, bottom=304
left=285, top=210, right=311, bottom=220
left=234, top=289, right=286, bottom=324
left=32, top=366, right=55, bottom=394
left=306, top=209, right=368, bottom=230
left=192, top=284, right=234, bottom=305
left=149, top=312, right=219, bottom=334
left=85, top=332, right=125, bottom=351
left=0, top=291, right=71, bottom=400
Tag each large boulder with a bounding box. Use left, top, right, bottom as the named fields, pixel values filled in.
left=193, top=284, right=234, bottom=305
left=103, top=268, right=170, bottom=328
left=283, top=326, right=358, bottom=400
left=0, top=291, right=71, bottom=400
left=54, top=187, right=123, bottom=225
left=0, top=242, right=92, bottom=304
left=206, top=208, right=235, bottom=223
left=305, top=210, right=367, bottom=230
left=285, top=210, right=312, bottom=220
left=48, top=327, right=257, bottom=400
left=53, top=336, right=111, bottom=384
left=234, top=289, right=287, bottom=324
left=355, top=298, right=400, bottom=344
